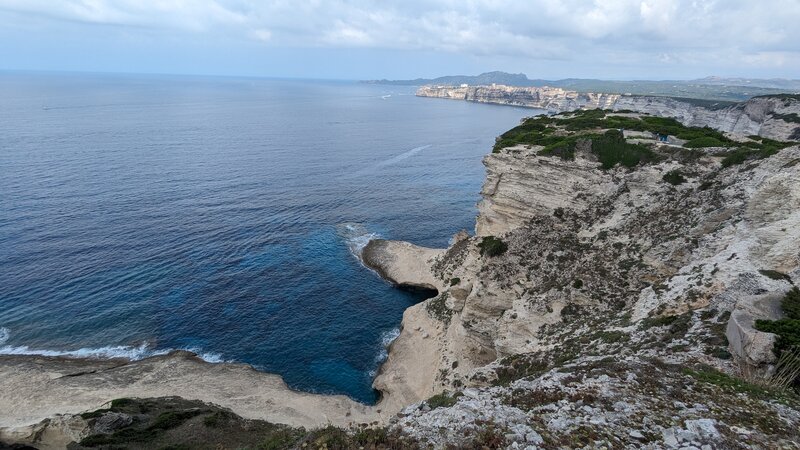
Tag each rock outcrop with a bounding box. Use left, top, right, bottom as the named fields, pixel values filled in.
left=417, top=85, right=800, bottom=142
left=726, top=293, right=784, bottom=366
left=362, top=240, right=446, bottom=292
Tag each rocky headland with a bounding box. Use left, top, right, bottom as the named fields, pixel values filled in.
left=3, top=104, right=800, bottom=449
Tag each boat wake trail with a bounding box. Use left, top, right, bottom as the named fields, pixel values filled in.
left=347, top=144, right=431, bottom=177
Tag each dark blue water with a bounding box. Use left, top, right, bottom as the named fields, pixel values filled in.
left=0, top=72, right=535, bottom=403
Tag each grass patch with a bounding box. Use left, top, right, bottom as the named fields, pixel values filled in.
left=683, top=365, right=797, bottom=402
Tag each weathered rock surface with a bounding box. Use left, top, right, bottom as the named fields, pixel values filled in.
left=362, top=239, right=446, bottom=292
left=418, top=85, right=800, bottom=142
left=476, top=145, right=618, bottom=236
left=0, top=351, right=380, bottom=441
left=726, top=293, right=784, bottom=365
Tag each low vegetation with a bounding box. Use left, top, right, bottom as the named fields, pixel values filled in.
left=478, top=235, right=508, bottom=257
left=426, top=391, right=462, bottom=409
left=754, top=288, right=800, bottom=392
left=772, top=112, right=800, bottom=124
left=71, top=397, right=418, bottom=450
left=662, top=169, right=687, bottom=185
left=493, top=109, right=793, bottom=169
left=755, top=288, right=800, bottom=354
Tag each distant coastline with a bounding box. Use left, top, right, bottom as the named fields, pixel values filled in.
left=364, top=71, right=800, bottom=102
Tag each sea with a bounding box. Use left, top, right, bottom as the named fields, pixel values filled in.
left=0, top=72, right=538, bottom=403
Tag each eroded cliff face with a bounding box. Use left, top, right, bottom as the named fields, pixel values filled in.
left=370, top=132, right=800, bottom=447
left=417, top=85, right=800, bottom=142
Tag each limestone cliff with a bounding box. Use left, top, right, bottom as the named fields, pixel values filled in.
left=368, top=111, right=800, bottom=448
left=417, top=85, right=800, bottom=142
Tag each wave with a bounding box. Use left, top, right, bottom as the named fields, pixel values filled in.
left=0, top=328, right=225, bottom=363
left=369, top=327, right=401, bottom=377
left=338, top=222, right=381, bottom=262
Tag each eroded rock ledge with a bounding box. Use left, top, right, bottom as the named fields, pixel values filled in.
left=362, top=239, right=446, bottom=292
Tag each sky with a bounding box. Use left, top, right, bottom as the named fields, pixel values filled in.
left=0, top=0, right=798, bottom=80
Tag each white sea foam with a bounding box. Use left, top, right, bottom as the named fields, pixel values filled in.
left=338, top=222, right=381, bottom=262
left=0, top=335, right=227, bottom=364
left=369, top=327, right=401, bottom=377
left=0, top=342, right=169, bottom=360
left=380, top=327, right=401, bottom=347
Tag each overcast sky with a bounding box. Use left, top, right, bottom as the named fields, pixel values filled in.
left=0, top=0, right=798, bottom=80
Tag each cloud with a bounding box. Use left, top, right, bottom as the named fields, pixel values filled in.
left=1, top=0, right=798, bottom=74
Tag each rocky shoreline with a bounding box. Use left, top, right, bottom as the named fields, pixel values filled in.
left=0, top=351, right=381, bottom=447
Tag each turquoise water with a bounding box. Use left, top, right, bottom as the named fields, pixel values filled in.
left=0, top=72, right=536, bottom=403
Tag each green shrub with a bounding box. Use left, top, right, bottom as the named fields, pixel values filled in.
left=450, top=277, right=460, bottom=286
left=663, top=170, right=687, bottom=185
left=110, top=398, right=135, bottom=409
left=426, top=391, right=462, bottom=409
left=685, top=136, right=727, bottom=148
left=772, top=112, right=800, bottom=124
left=470, top=420, right=507, bottom=449
left=755, top=319, right=800, bottom=354
left=753, top=288, right=800, bottom=391
left=478, top=236, right=508, bottom=257
left=721, top=147, right=755, bottom=167
left=782, top=288, right=800, bottom=319
left=592, top=129, right=656, bottom=169
left=260, top=428, right=303, bottom=450
left=759, top=269, right=792, bottom=282
left=150, top=410, right=204, bottom=430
